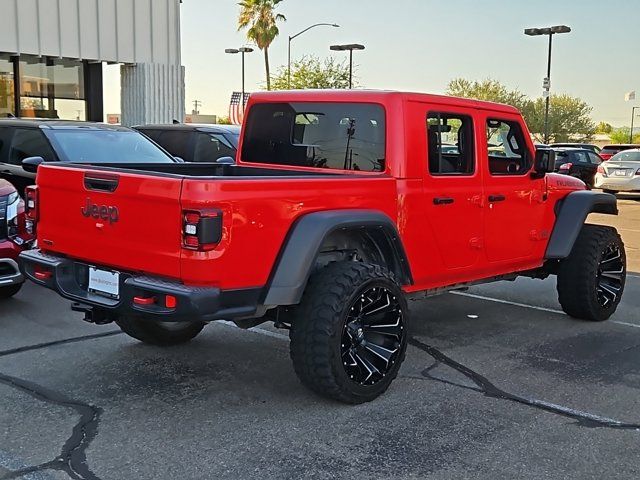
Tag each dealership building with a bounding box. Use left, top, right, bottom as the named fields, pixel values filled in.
left=0, top=0, right=184, bottom=125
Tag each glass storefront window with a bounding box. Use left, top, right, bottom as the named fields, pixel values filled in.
left=19, top=56, right=85, bottom=120
left=0, top=54, right=15, bottom=117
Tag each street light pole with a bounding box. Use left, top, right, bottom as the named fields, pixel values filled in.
left=287, top=23, right=339, bottom=89
left=524, top=25, right=571, bottom=144
left=329, top=44, right=365, bottom=89
left=225, top=47, right=254, bottom=115
left=631, top=106, right=640, bottom=143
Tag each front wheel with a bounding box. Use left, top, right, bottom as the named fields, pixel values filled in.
left=116, top=316, right=205, bottom=346
left=557, top=225, right=626, bottom=321
left=289, top=262, right=408, bottom=404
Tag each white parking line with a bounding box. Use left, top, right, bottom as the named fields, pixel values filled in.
left=450, top=291, right=640, bottom=329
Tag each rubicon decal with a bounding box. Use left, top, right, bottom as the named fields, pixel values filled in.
left=81, top=198, right=119, bottom=224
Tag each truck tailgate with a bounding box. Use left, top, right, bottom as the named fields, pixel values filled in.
left=36, top=165, right=184, bottom=279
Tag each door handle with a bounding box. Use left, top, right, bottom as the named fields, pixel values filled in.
left=488, top=194, right=506, bottom=202
left=433, top=197, right=454, bottom=205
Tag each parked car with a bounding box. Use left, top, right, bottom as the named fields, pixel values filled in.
left=550, top=143, right=601, bottom=154
left=0, top=179, right=29, bottom=298
left=134, top=124, right=241, bottom=163
left=21, top=90, right=625, bottom=404
left=553, top=147, right=602, bottom=188
left=599, top=144, right=640, bottom=161
left=594, top=148, right=640, bottom=194
left=0, top=119, right=177, bottom=194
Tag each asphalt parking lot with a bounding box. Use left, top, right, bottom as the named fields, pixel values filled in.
left=1, top=197, right=639, bottom=480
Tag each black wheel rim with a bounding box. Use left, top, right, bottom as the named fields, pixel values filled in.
left=341, top=286, right=404, bottom=386
left=597, top=244, right=624, bottom=308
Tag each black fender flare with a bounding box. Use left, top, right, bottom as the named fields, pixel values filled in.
left=263, top=210, right=412, bottom=306
left=545, top=190, right=618, bottom=259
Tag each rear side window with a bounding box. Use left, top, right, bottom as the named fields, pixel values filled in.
left=193, top=133, right=236, bottom=162
left=486, top=119, right=531, bottom=175
left=588, top=153, right=601, bottom=164
left=155, top=131, right=193, bottom=160
left=426, top=112, right=474, bottom=175
left=601, top=147, right=620, bottom=155
left=242, top=102, right=385, bottom=172
left=9, top=129, right=55, bottom=165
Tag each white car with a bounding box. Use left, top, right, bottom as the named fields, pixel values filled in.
left=594, top=149, right=640, bottom=193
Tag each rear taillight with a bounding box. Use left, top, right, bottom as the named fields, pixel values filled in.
left=25, top=186, right=38, bottom=230
left=559, top=162, right=572, bottom=170
left=182, top=209, right=223, bottom=251
left=597, top=165, right=606, bottom=176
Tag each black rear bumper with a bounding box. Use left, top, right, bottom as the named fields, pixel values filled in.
left=20, top=249, right=262, bottom=322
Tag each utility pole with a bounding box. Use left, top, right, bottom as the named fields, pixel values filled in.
left=192, top=100, right=202, bottom=115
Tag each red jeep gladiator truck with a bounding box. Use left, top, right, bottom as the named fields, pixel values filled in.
left=20, top=91, right=625, bottom=403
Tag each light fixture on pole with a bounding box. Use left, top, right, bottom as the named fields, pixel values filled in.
left=288, top=23, right=339, bottom=89
left=329, top=43, right=365, bottom=89
left=524, top=25, right=571, bottom=144
left=225, top=47, right=254, bottom=114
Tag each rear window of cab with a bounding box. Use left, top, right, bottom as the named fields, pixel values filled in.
left=241, top=102, right=386, bottom=172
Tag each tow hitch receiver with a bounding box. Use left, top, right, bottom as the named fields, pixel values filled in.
left=71, top=303, right=114, bottom=325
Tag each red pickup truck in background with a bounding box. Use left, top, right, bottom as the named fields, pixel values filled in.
left=21, top=90, right=626, bottom=403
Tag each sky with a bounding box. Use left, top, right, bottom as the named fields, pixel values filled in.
left=103, top=0, right=640, bottom=126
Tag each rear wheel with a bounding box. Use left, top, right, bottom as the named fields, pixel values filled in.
left=289, top=262, right=408, bottom=404
left=116, top=316, right=205, bottom=346
left=557, top=225, right=625, bottom=321
left=0, top=284, right=21, bottom=299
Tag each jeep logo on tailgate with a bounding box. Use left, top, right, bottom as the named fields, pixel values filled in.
left=81, top=197, right=119, bottom=224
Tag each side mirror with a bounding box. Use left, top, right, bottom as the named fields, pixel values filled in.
left=216, top=156, right=235, bottom=165
left=22, top=156, right=45, bottom=173
left=533, top=148, right=555, bottom=176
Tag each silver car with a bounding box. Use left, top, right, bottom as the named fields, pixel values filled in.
left=594, top=149, right=640, bottom=193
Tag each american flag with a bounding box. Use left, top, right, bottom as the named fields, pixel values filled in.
left=229, top=91, right=250, bottom=125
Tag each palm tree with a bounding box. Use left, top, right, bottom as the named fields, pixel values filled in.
left=238, top=0, right=286, bottom=91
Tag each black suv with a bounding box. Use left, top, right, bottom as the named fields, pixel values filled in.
left=134, top=124, right=240, bottom=163
left=553, top=147, right=602, bottom=188
left=0, top=120, right=176, bottom=194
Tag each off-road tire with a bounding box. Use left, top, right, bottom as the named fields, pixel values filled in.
left=0, top=284, right=21, bottom=299
left=557, top=224, right=626, bottom=321
left=116, top=316, right=205, bottom=346
left=289, top=262, right=409, bottom=404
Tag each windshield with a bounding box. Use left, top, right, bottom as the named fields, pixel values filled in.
left=45, top=129, right=175, bottom=164
left=610, top=151, right=640, bottom=162
left=241, top=102, right=385, bottom=172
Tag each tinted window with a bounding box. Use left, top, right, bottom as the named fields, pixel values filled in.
left=0, top=127, right=14, bottom=162
left=45, top=129, right=174, bottom=163
left=138, top=129, right=162, bottom=143
left=486, top=119, right=531, bottom=175
left=601, top=147, right=620, bottom=155
left=242, top=102, right=385, bottom=172
left=588, top=153, right=601, bottom=165
left=155, top=131, right=193, bottom=159
left=427, top=112, right=474, bottom=175
left=193, top=133, right=236, bottom=162
left=9, top=128, right=55, bottom=164
left=573, top=151, right=589, bottom=164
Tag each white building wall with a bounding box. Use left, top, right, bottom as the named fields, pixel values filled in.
left=0, top=0, right=185, bottom=125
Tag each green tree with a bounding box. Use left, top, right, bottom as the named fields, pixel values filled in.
left=446, top=78, right=596, bottom=142
left=446, top=78, right=534, bottom=119
left=271, top=56, right=352, bottom=90
left=216, top=116, right=232, bottom=125
left=596, top=121, right=613, bottom=134
left=526, top=95, right=596, bottom=142
left=238, top=0, right=286, bottom=91
left=609, top=127, right=640, bottom=144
